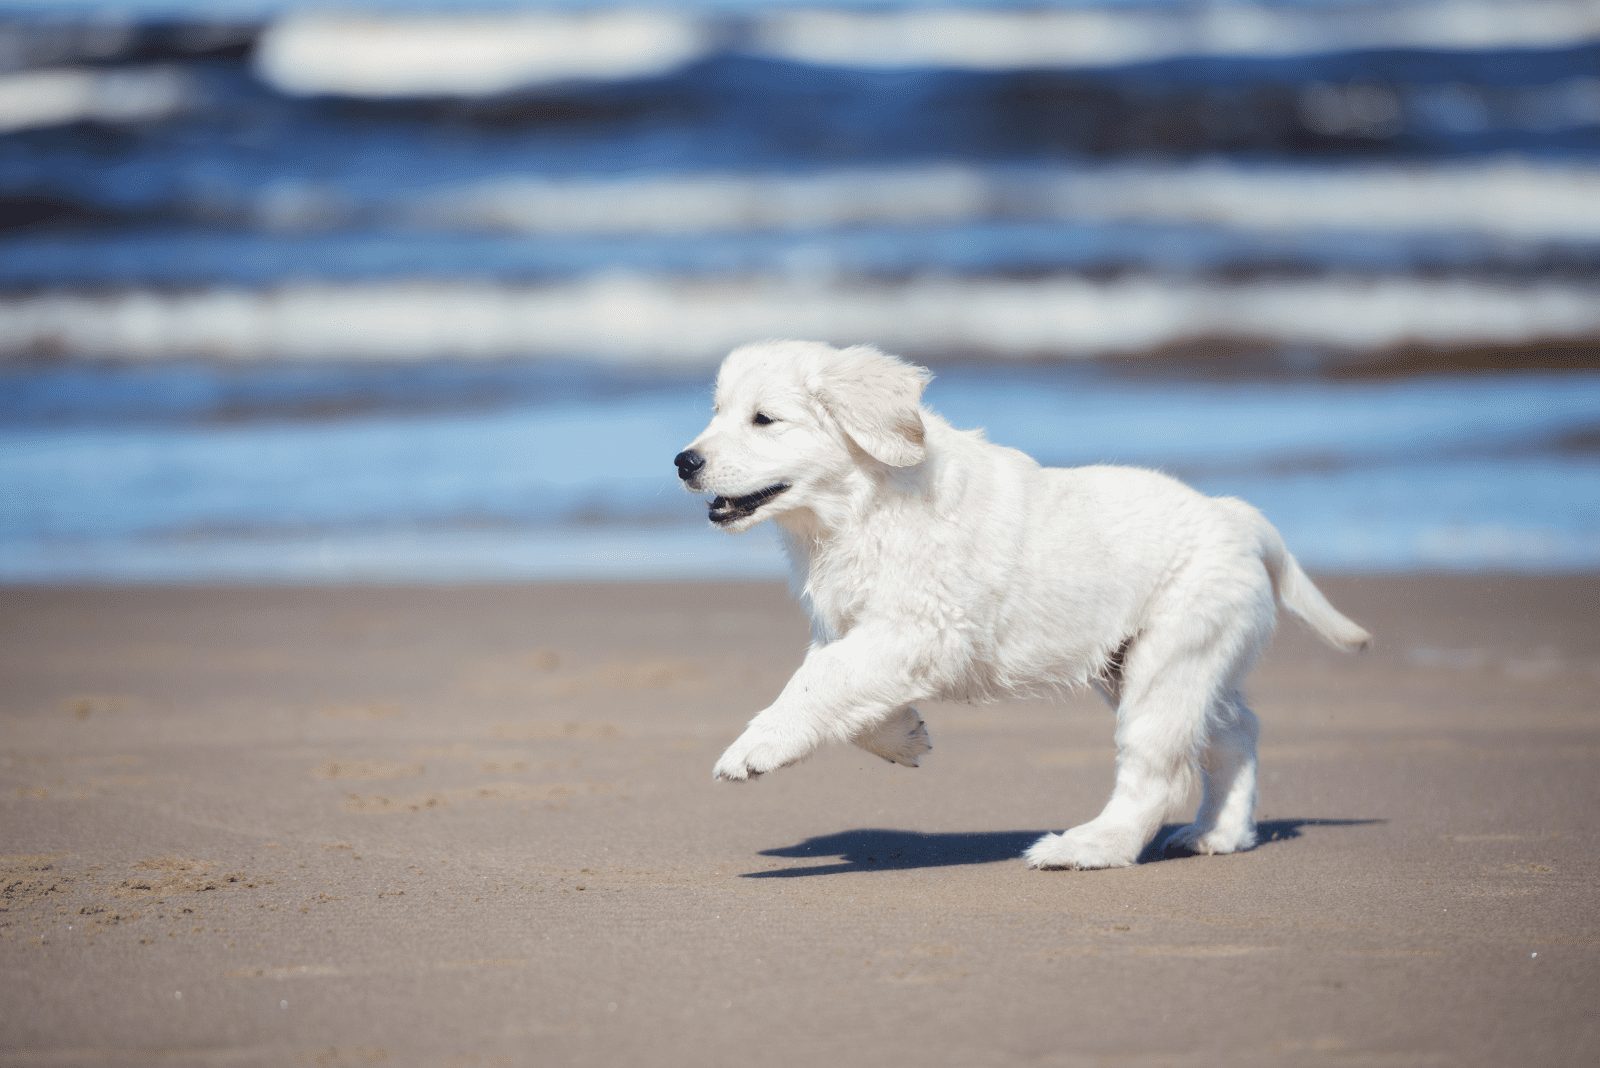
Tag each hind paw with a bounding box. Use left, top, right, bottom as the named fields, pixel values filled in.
left=1163, top=823, right=1257, bottom=856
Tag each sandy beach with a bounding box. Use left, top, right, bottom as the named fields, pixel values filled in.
left=1, top=576, right=1597, bottom=1066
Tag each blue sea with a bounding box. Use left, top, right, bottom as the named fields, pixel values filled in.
left=1, top=0, right=1597, bottom=581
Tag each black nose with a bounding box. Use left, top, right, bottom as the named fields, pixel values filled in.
left=674, top=449, right=705, bottom=481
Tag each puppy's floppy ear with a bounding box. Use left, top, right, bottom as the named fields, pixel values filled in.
left=811, top=344, right=932, bottom=467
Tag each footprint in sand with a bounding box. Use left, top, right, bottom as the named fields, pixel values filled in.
left=0, top=853, right=72, bottom=911
left=112, top=857, right=248, bottom=898
left=61, top=694, right=147, bottom=720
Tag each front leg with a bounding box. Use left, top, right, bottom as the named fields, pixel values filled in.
left=712, top=716, right=822, bottom=782
left=713, top=628, right=929, bottom=782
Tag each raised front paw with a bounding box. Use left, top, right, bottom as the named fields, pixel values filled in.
left=853, top=706, right=932, bottom=768
left=712, top=723, right=816, bottom=782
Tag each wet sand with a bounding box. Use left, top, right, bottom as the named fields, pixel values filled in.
left=2, top=577, right=1597, bottom=1066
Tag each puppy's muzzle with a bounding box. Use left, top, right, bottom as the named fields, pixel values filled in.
left=674, top=449, right=705, bottom=482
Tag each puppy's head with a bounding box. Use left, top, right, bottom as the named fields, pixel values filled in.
left=675, top=340, right=931, bottom=532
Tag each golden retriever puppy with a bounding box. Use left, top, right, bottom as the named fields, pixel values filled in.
left=675, top=340, right=1369, bottom=869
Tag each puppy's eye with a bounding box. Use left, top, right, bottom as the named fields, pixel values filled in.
left=752, top=412, right=775, bottom=426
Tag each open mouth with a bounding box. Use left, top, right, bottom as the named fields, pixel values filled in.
left=708, top=483, right=790, bottom=525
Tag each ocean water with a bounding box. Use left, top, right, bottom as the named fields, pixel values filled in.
left=3, top=361, right=1598, bottom=581
left=0, top=0, right=1597, bottom=580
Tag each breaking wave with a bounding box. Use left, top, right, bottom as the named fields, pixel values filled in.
left=4, top=274, right=1598, bottom=364
left=247, top=1, right=1600, bottom=97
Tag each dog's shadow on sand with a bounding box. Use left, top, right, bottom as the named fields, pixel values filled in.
left=741, top=819, right=1384, bottom=878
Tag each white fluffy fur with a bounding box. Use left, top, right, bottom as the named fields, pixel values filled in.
left=680, top=340, right=1371, bottom=870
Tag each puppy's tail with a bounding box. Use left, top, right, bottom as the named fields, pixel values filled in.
left=1226, top=500, right=1373, bottom=653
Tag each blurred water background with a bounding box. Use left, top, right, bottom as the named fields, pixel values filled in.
left=1, top=0, right=1598, bottom=582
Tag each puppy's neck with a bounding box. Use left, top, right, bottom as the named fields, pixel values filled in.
left=777, top=450, right=933, bottom=553
left=779, top=467, right=899, bottom=540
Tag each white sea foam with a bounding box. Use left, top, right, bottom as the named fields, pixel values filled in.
left=409, top=161, right=1600, bottom=243
left=758, top=1, right=1600, bottom=71
left=0, top=66, right=189, bottom=133
left=4, top=275, right=1598, bottom=364
left=255, top=10, right=711, bottom=97
left=250, top=1, right=1600, bottom=98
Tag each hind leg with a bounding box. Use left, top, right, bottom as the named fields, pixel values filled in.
left=1027, top=585, right=1272, bottom=870
left=1026, top=668, right=1212, bottom=870
left=1165, top=693, right=1260, bottom=856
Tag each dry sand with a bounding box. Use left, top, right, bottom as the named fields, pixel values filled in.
left=1, top=577, right=1597, bottom=1066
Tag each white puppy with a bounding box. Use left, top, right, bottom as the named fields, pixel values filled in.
left=675, top=340, right=1370, bottom=870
